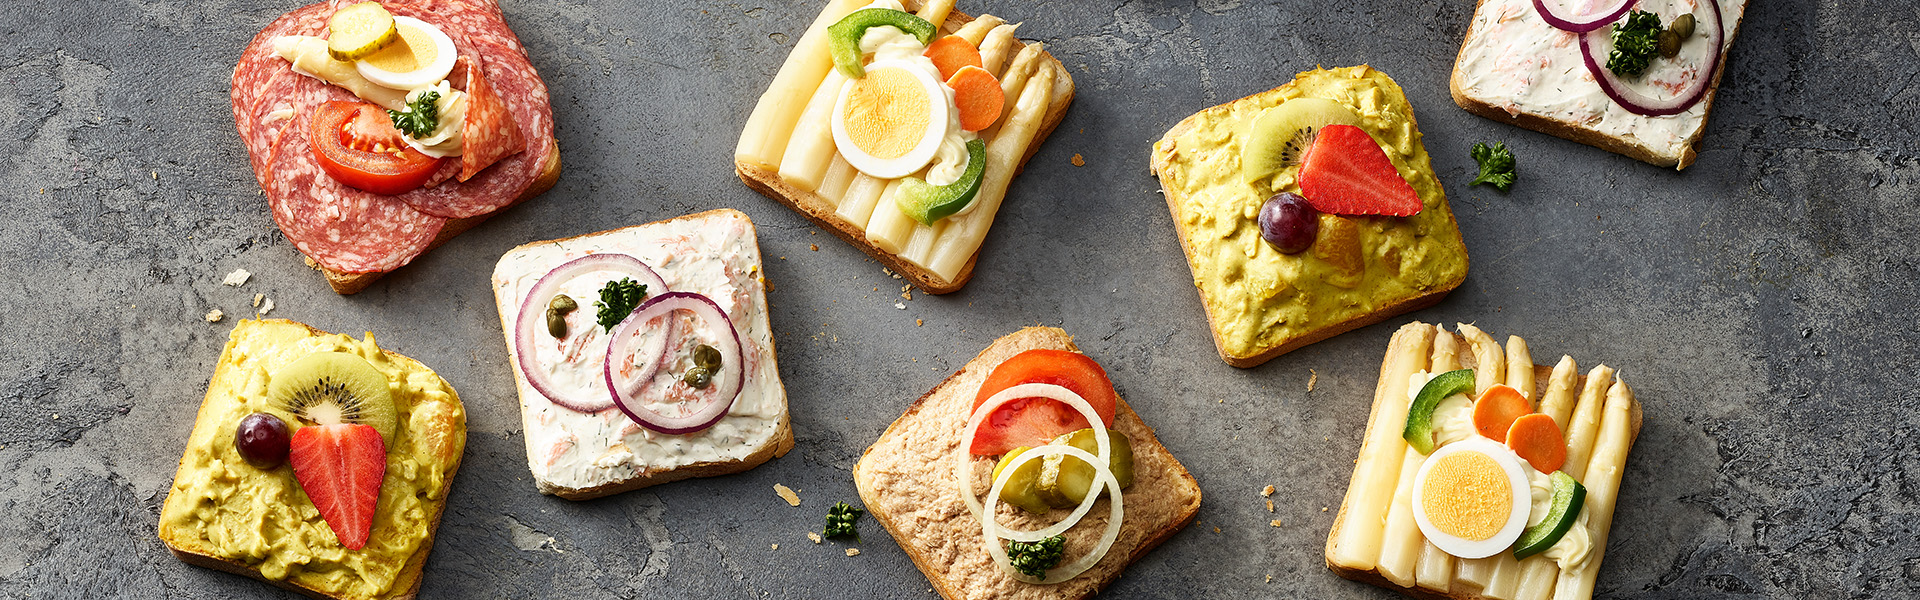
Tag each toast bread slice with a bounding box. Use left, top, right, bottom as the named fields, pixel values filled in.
left=853, top=327, right=1201, bottom=600
left=1151, top=66, right=1470, bottom=368
left=1448, top=0, right=1749, bottom=170
left=159, top=319, right=466, bottom=600
left=1324, top=323, right=1643, bottom=600
left=735, top=7, right=1076, bottom=295
left=318, top=137, right=563, bottom=294
left=490, top=209, right=792, bottom=500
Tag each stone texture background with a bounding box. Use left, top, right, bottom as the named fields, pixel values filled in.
left=2, top=0, right=1916, bottom=598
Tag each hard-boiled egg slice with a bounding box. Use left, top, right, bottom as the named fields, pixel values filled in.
left=355, top=16, right=456, bottom=90
left=1410, top=437, right=1532, bottom=559
left=831, top=59, right=949, bottom=179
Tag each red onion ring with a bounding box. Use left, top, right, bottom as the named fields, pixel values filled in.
left=513, top=254, right=667, bottom=412
left=603, top=292, right=744, bottom=435
left=1578, top=0, right=1724, bottom=116
left=1532, top=0, right=1638, bottom=33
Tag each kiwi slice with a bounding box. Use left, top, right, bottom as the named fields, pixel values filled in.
left=1241, top=98, right=1365, bottom=184
left=266, top=351, right=397, bottom=446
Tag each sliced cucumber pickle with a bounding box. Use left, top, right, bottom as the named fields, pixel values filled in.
left=327, top=2, right=400, bottom=62
left=1402, top=369, right=1476, bottom=455
left=826, top=8, right=935, bottom=78
left=1036, top=428, right=1134, bottom=509
left=897, top=139, right=987, bottom=226
left=1513, top=471, right=1587, bottom=560
left=992, top=447, right=1053, bottom=515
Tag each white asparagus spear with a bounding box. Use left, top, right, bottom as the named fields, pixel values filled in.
left=902, top=218, right=951, bottom=266
left=1539, top=356, right=1580, bottom=431
left=1433, top=326, right=1461, bottom=371
left=1505, top=336, right=1535, bottom=404
left=950, top=13, right=1003, bottom=46
left=816, top=154, right=858, bottom=204
left=1482, top=334, right=1536, bottom=598
left=835, top=173, right=888, bottom=227
left=865, top=178, right=917, bottom=254
left=1380, top=328, right=1461, bottom=586
left=1328, top=323, right=1435, bottom=572
left=914, top=0, right=955, bottom=28
left=1562, top=365, right=1615, bottom=481
left=980, top=44, right=1041, bottom=141
left=925, top=64, right=1053, bottom=279
left=1514, top=554, right=1562, bottom=600
left=776, top=70, right=850, bottom=192
left=979, top=23, right=1021, bottom=75
left=1553, top=379, right=1635, bottom=600
left=735, top=0, right=866, bottom=169
left=1411, top=326, right=1459, bottom=591
left=1456, top=323, right=1504, bottom=396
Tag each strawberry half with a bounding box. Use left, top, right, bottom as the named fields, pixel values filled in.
left=289, top=423, right=387, bottom=550
left=1298, top=124, right=1422, bottom=217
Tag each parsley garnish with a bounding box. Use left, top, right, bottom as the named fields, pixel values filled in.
left=1606, top=11, right=1663, bottom=78
left=1006, top=535, right=1066, bottom=578
left=825, top=502, right=863, bottom=539
left=1470, top=142, right=1516, bottom=192
left=387, top=90, right=441, bottom=138
left=593, top=278, right=649, bottom=332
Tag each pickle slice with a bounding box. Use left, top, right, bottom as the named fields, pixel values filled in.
left=991, top=447, right=1053, bottom=515
left=1037, top=429, right=1134, bottom=509
left=327, top=2, right=400, bottom=62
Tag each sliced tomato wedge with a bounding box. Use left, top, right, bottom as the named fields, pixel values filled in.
left=968, top=349, right=1120, bottom=455
left=308, top=101, right=443, bottom=195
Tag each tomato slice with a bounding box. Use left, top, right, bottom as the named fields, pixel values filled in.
left=308, top=101, right=443, bottom=195
left=968, top=349, right=1120, bottom=455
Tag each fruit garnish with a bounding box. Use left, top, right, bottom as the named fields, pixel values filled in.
left=896, top=138, right=986, bottom=225
left=1257, top=192, right=1319, bottom=254
left=235, top=412, right=292, bottom=469
left=266, top=351, right=399, bottom=446
left=826, top=8, right=936, bottom=79
left=968, top=350, right=1120, bottom=456
left=1297, top=124, right=1422, bottom=217
left=289, top=423, right=387, bottom=550
left=325, top=2, right=399, bottom=62
left=1309, top=214, right=1365, bottom=289
left=1240, top=98, right=1363, bottom=184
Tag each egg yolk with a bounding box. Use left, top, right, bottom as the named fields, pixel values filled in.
left=362, top=23, right=436, bottom=73
left=1420, top=451, right=1511, bottom=541
left=840, top=67, right=931, bottom=160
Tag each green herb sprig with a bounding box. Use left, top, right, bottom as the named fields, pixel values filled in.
left=1470, top=142, right=1517, bottom=192
left=387, top=90, right=441, bottom=139
left=825, top=502, right=863, bottom=539
left=594, top=278, right=649, bottom=332
left=1006, top=535, right=1066, bottom=578
left=1606, top=11, right=1663, bottom=78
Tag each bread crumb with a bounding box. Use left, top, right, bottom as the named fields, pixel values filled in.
left=1270, top=519, right=1283, bottom=527
left=1322, top=506, right=1329, bottom=512
left=845, top=548, right=860, bottom=557
left=1266, top=499, right=1274, bottom=512
left=150, top=171, right=157, bottom=180
left=1070, top=153, right=1085, bottom=167
left=259, top=298, right=275, bottom=316
left=204, top=309, right=224, bottom=323
left=810, top=244, right=819, bottom=251
left=222, top=269, right=251, bottom=287
left=1261, top=485, right=1275, bottom=497
left=916, top=319, right=924, bottom=327
left=894, top=302, right=906, bottom=310
left=252, top=293, right=263, bottom=307
left=901, top=290, right=912, bottom=300
left=1266, top=574, right=1273, bottom=583
left=773, top=484, right=800, bottom=506
left=771, top=544, right=779, bottom=550
left=1212, top=526, right=1221, bottom=533
left=1307, top=368, right=1318, bottom=392
left=808, top=532, right=822, bottom=544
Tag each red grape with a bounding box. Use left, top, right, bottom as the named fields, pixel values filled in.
left=1258, top=192, right=1319, bottom=254
left=235, top=412, right=291, bottom=469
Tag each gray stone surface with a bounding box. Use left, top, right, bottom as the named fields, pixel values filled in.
left=1, top=0, right=1915, bottom=598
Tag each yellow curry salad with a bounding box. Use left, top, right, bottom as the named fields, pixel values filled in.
left=1153, top=66, right=1469, bottom=363
left=160, top=319, right=466, bottom=600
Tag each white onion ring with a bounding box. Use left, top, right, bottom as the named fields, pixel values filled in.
left=1578, top=0, right=1724, bottom=117
left=1532, top=0, right=1638, bottom=33
left=603, top=292, right=744, bottom=435
left=513, top=254, right=667, bottom=412
left=957, top=383, right=1111, bottom=541
left=981, top=444, right=1124, bottom=584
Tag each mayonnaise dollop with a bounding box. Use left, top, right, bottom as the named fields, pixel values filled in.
left=399, top=80, right=468, bottom=158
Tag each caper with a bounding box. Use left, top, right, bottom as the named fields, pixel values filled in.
left=683, top=366, right=713, bottom=389
left=1670, top=13, right=1695, bottom=39
left=548, top=294, right=578, bottom=314
left=546, top=308, right=568, bottom=338
left=1658, top=29, right=1680, bottom=58
left=693, top=344, right=723, bottom=370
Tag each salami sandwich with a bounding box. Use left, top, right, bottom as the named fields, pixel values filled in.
left=233, top=0, right=560, bottom=294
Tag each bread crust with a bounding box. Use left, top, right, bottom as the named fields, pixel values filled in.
left=1150, top=69, right=1470, bottom=369
left=158, top=319, right=464, bottom=600
left=1322, top=327, right=1644, bottom=600
left=734, top=8, right=1076, bottom=295
left=853, top=327, right=1202, bottom=600
left=319, top=136, right=564, bottom=294
left=1446, top=0, right=1749, bottom=170
left=490, top=208, right=793, bottom=501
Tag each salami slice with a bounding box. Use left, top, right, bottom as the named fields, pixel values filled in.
left=453, top=54, right=526, bottom=182
left=233, top=4, right=328, bottom=189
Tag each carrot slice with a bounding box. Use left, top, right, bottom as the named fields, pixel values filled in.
left=923, top=35, right=983, bottom=81
left=1507, top=413, right=1567, bottom=473
left=1471, top=384, right=1531, bottom=442
left=947, top=66, right=1003, bottom=132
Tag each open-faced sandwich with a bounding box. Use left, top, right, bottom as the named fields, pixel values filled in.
left=160, top=319, right=466, bottom=600
left=734, top=0, right=1075, bottom=294
left=1326, top=322, right=1643, bottom=600
left=490, top=209, right=792, bottom=500
left=854, top=327, right=1201, bottom=599
left=1450, top=0, right=1749, bottom=169
left=1151, top=66, right=1471, bottom=368
left=234, top=0, right=559, bottom=294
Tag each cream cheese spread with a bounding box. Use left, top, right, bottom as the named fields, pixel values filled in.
left=492, top=210, right=787, bottom=493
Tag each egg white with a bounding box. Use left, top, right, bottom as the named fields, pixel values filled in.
left=1409, top=437, right=1532, bottom=559
left=355, top=16, right=457, bottom=91
left=831, top=59, right=950, bottom=180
